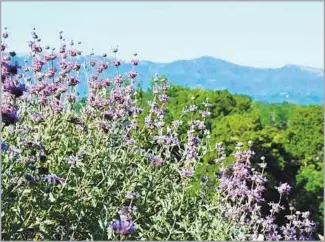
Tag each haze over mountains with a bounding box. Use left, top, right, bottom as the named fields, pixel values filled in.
left=18, top=55, right=324, bottom=105
left=136, top=56, right=323, bottom=105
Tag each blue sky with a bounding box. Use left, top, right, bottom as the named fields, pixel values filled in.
left=1, top=1, right=324, bottom=68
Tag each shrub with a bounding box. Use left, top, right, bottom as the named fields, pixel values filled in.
left=1, top=28, right=318, bottom=240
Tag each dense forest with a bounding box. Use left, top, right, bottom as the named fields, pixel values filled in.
left=76, top=82, right=324, bottom=234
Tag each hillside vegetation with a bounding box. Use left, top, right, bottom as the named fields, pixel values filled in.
left=1, top=28, right=323, bottom=240
left=77, top=84, right=324, bottom=235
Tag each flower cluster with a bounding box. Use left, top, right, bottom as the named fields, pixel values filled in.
left=110, top=204, right=137, bottom=235
left=217, top=142, right=317, bottom=241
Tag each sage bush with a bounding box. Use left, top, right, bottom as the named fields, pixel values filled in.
left=1, top=28, right=318, bottom=241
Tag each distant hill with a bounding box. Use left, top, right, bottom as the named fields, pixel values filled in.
left=15, top=55, right=324, bottom=105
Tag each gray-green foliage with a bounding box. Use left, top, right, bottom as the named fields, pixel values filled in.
left=2, top=101, right=253, bottom=240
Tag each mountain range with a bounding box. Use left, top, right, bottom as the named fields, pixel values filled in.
left=17, top=55, right=324, bottom=105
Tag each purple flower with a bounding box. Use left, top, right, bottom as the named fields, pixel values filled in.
left=149, top=155, right=165, bottom=167
left=1, top=106, right=18, bottom=125
left=68, top=77, right=80, bottom=86
left=159, top=94, right=168, bottom=103
left=266, top=231, right=282, bottom=241
left=131, top=59, right=139, bottom=66
left=43, top=83, right=59, bottom=96
left=200, top=110, right=211, bottom=118
left=128, top=71, right=138, bottom=79
left=110, top=218, right=135, bottom=234
left=298, top=234, right=308, bottom=241
left=1, top=141, right=9, bottom=151
left=276, top=182, right=291, bottom=195
left=103, top=109, right=115, bottom=120
left=50, top=99, right=62, bottom=112
left=181, top=168, right=194, bottom=177
left=42, top=174, right=66, bottom=184
left=1, top=74, right=7, bottom=83
left=215, top=142, right=224, bottom=153
left=66, top=155, right=80, bottom=166
left=161, top=82, right=169, bottom=91
left=113, top=60, right=121, bottom=67
left=25, top=174, right=40, bottom=184
left=185, top=147, right=199, bottom=160
left=3, top=62, right=21, bottom=75
left=268, top=202, right=285, bottom=214
left=3, top=81, right=27, bottom=98
left=67, top=94, right=77, bottom=103
left=172, top=120, right=183, bottom=128
left=189, top=120, right=205, bottom=130
left=183, top=105, right=197, bottom=113
left=301, top=211, right=310, bottom=219
left=30, top=113, right=44, bottom=123
left=234, top=149, right=255, bottom=162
